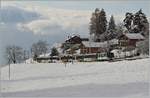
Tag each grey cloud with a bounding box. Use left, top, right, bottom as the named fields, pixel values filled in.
left=0, top=6, right=41, bottom=23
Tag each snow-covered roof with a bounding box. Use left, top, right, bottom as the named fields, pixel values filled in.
left=75, top=49, right=81, bottom=54
left=39, top=53, right=50, bottom=57
left=52, top=43, right=62, bottom=48
left=82, top=41, right=108, bottom=48
left=109, top=39, right=119, bottom=45
left=82, top=39, right=118, bottom=48
left=111, top=49, right=121, bottom=53
left=125, top=33, right=145, bottom=40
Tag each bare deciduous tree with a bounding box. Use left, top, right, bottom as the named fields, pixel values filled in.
left=5, top=45, right=23, bottom=64
left=31, top=40, right=49, bottom=59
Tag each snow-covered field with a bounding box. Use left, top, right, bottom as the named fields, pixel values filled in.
left=0, top=58, right=149, bottom=97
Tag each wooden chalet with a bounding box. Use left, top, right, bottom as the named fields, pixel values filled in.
left=62, top=35, right=89, bottom=54
left=80, top=41, right=107, bottom=54
left=119, top=33, right=145, bottom=48
left=65, top=35, right=89, bottom=44
left=80, top=39, right=119, bottom=54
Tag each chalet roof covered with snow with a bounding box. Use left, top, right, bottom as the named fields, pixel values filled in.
left=82, top=41, right=108, bottom=48
left=124, top=33, right=145, bottom=40
left=108, top=39, right=119, bottom=45
left=82, top=39, right=118, bottom=48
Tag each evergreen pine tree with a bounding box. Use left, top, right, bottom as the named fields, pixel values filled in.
left=50, top=47, right=59, bottom=56
left=99, top=8, right=107, bottom=40
left=123, top=12, right=133, bottom=32
left=89, top=8, right=100, bottom=41
left=89, top=13, right=97, bottom=36
left=108, top=15, right=116, bottom=31
left=124, top=9, right=149, bottom=36
left=89, top=8, right=107, bottom=42
left=133, top=9, right=149, bottom=36
left=107, top=15, right=116, bottom=40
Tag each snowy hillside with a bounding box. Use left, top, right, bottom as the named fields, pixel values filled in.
left=1, top=58, right=149, bottom=97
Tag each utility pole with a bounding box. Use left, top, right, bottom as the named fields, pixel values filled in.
left=0, top=0, right=2, bottom=96
left=8, top=48, right=12, bottom=80
left=8, top=60, right=10, bottom=80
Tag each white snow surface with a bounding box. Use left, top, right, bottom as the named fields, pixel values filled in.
left=1, top=58, right=149, bottom=97
left=82, top=41, right=108, bottom=48
left=125, top=33, right=145, bottom=40
left=82, top=39, right=118, bottom=48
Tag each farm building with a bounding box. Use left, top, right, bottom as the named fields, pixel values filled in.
left=80, top=41, right=107, bottom=54
left=61, top=35, right=89, bottom=54
left=110, top=33, right=145, bottom=58
left=65, top=35, right=89, bottom=44
left=118, top=33, right=145, bottom=48
left=80, top=39, right=118, bottom=54
left=36, top=33, right=145, bottom=63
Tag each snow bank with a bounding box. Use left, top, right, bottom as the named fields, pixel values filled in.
left=1, top=58, right=149, bottom=97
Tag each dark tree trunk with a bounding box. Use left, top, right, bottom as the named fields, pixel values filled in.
left=13, top=60, right=16, bottom=64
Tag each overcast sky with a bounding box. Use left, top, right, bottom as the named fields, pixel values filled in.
left=0, top=0, right=149, bottom=64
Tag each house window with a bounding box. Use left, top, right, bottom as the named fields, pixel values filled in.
left=120, top=40, right=128, bottom=46
left=82, top=48, right=87, bottom=54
